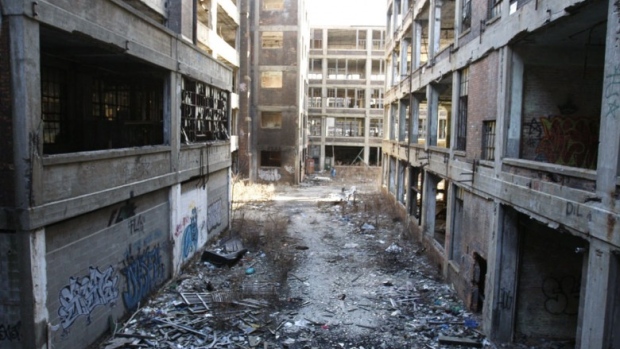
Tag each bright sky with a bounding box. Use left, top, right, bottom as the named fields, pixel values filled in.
left=306, top=0, right=386, bottom=26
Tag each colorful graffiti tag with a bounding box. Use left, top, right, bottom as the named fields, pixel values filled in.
left=57, top=266, right=119, bottom=330
left=121, top=244, right=165, bottom=311
left=182, top=208, right=199, bottom=259
left=533, top=115, right=599, bottom=169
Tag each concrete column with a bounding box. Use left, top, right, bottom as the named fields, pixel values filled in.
left=428, top=0, right=442, bottom=61
left=169, top=183, right=182, bottom=275
left=399, top=98, right=408, bottom=142
left=427, top=84, right=439, bottom=147
left=400, top=38, right=410, bottom=77
left=595, top=0, right=620, bottom=207
left=449, top=71, right=460, bottom=150
left=410, top=94, right=421, bottom=144
left=495, top=46, right=511, bottom=173
left=578, top=240, right=613, bottom=348
left=211, top=0, right=219, bottom=58
left=168, top=72, right=181, bottom=172
left=506, top=49, right=523, bottom=158
left=413, top=21, right=422, bottom=69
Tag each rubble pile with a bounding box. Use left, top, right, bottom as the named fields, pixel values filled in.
left=98, top=180, right=490, bottom=349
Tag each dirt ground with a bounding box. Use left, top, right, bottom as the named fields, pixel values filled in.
left=98, top=175, right=490, bottom=349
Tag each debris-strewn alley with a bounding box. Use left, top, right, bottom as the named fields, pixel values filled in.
left=96, top=177, right=489, bottom=349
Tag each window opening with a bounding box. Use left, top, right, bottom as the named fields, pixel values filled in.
left=181, top=77, right=229, bottom=143
left=457, top=68, right=469, bottom=150
left=261, top=71, right=283, bottom=88
left=461, top=0, right=472, bottom=32
left=262, top=31, right=283, bottom=48
left=261, top=150, right=281, bottom=167
left=261, top=111, right=282, bottom=128
left=482, top=120, right=496, bottom=161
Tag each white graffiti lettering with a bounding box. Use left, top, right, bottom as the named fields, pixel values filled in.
left=58, top=266, right=119, bottom=330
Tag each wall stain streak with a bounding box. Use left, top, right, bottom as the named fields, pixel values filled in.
left=121, top=244, right=165, bottom=311
left=57, top=266, right=119, bottom=331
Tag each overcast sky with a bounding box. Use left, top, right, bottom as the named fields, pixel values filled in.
left=306, top=0, right=386, bottom=26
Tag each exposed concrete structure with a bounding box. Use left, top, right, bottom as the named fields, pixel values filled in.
left=307, top=26, right=386, bottom=172
left=0, top=0, right=239, bottom=348
left=238, top=0, right=309, bottom=184
left=382, top=0, right=620, bottom=347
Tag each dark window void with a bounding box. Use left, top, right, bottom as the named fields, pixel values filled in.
left=261, top=151, right=281, bottom=167
left=472, top=253, right=487, bottom=313
left=181, top=77, right=229, bottom=143
left=326, top=146, right=364, bottom=165
left=41, top=68, right=164, bottom=154
left=40, top=26, right=166, bottom=154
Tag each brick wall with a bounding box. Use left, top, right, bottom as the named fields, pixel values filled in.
left=467, top=51, right=499, bottom=160
left=45, top=189, right=171, bottom=349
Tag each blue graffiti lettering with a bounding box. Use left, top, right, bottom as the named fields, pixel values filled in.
left=182, top=208, right=199, bottom=259
left=57, top=266, right=119, bottom=330
left=207, top=199, right=223, bottom=233
left=121, top=244, right=165, bottom=311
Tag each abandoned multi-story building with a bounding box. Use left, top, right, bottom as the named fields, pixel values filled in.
left=0, top=0, right=239, bottom=348
left=307, top=26, right=386, bottom=171
left=382, top=0, right=620, bottom=347
left=238, top=0, right=309, bottom=184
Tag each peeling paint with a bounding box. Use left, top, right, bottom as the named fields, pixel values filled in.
left=258, top=168, right=281, bottom=181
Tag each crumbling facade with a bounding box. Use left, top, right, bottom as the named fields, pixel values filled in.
left=0, top=1, right=239, bottom=348
left=239, top=0, right=309, bottom=184
left=382, top=0, right=620, bottom=347
left=307, top=26, right=386, bottom=171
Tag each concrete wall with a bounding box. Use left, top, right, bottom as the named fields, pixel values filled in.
left=0, top=18, right=12, bottom=209
left=45, top=189, right=171, bottom=349
left=515, top=217, right=585, bottom=340
left=0, top=234, right=22, bottom=348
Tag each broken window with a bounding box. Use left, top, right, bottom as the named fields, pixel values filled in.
left=41, top=65, right=164, bottom=154
left=308, top=87, right=322, bottom=107
left=262, top=0, right=283, bottom=10
left=370, top=89, right=384, bottom=108
left=309, top=59, right=323, bottom=80
left=262, top=31, right=283, bottom=48
left=181, top=77, right=229, bottom=143
left=309, top=118, right=322, bottom=136
left=327, top=117, right=364, bottom=137
left=261, top=71, right=282, bottom=88
left=311, top=29, right=323, bottom=49
left=456, top=67, right=469, bottom=151
left=482, top=120, right=496, bottom=161
left=488, top=0, right=502, bottom=19
left=461, top=0, right=472, bottom=32
left=260, top=150, right=281, bottom=167
left=261, top=111, right=282, bottom=128
left=370, top=118, right=383, bottom=138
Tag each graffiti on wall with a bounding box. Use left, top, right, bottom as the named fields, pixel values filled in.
left=542, top=275, right=580, bottom=315
left=182, top=208, right=199, bottom=259
left=0, top=321, right=21, bottom=342
left=57, top=266, right=119, bottom=330
left=121, top=244, right=165, bottom=311
left=258, top=168, right=281, bottom=181
left=604, top=64, right=620, bottom=120
left=523, top=115, right=599, bottom=169
left=207, top=199, right=222, bottom=233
